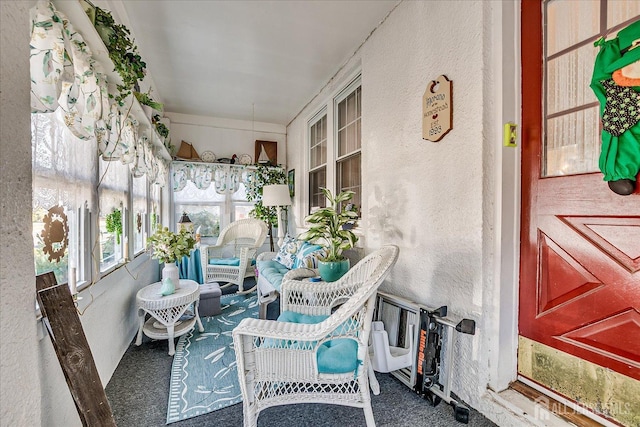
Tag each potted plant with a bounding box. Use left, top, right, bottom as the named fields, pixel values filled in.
left=105, top=209, right=122, bottom=244
left=147, top=227, right=196, bottom=289
left=298, top=187, right=359, bottom=282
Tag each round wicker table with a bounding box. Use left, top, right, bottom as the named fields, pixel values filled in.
left=135, top=279, right=204, bottom=355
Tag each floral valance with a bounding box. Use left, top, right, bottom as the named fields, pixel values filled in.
left=172, top=163, right=254, bottom=194
left=30, top=0, right=167, bottom=186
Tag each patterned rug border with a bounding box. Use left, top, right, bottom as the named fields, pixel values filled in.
left=166, top=293, right=258, bottom=424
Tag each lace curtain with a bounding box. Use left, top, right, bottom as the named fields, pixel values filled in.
left=30, top=0, right=168, bottom=186
left=32, top=113, right=97, bottom=212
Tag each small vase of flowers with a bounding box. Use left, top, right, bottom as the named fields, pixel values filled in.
left=147, top=227, right=196, bottom=289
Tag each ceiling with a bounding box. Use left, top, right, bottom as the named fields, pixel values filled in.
left=120, top=1, right=398, bottom=126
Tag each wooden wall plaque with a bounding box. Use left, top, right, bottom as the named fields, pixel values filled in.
left=255, top=140, right=277, bottom=166
left=422, top=75, right=453, bottom=142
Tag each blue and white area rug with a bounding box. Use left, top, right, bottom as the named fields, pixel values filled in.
left=167, top=293, right=259, bottom=424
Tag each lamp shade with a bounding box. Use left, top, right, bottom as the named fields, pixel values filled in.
left=262, top=184, right=291, bottom=207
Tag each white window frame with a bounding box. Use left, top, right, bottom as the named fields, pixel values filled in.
left=305, top=73, right=362, bottom=216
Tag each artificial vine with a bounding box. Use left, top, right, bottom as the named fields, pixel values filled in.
left=94, top=7, right=146, bottom=105
left=135, top=92, right=164, bottom=111
left=246, top=165, right=287, bottom=228
left=105, top=209, right=123, bottom=244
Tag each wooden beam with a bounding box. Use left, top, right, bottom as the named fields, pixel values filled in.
left=36, top=273, right=116, bottom=426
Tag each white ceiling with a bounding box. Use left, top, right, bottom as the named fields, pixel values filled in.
left=120, top=1, right=398, bottom=125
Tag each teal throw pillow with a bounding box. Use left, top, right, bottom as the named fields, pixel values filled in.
left=293, top=242, right=327, bottom=268
left=273, top=235, right=303, bottom=269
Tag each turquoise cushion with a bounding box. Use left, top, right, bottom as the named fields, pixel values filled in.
left=293, top=242, right=326, bottom=268
left=276, top=311, right=359, bottom=374
left=257, top=260, right=290, bottom=291
left=209, top=257, right=240, bottom=266
left=209, top=257, right=255, bottom=266
left=317, top=338, right=359, bottom=373
left=278, top=311, right=329, bottom=324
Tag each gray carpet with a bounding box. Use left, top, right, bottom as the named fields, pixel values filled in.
left=106, top=281, right=497, bottom=427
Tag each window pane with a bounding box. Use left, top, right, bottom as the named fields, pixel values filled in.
left=99, top=158, right=129, bottom=271
left=337, top=154, right=361, bottom=213
left=150, top=184, right=161, bottom=233
left=174, top=180, right=224, bottom=237
left=544, top=107, right=600, bottom=176
left=338, top=128, right=347, bottom=156
left=546, top=0, right=600, bottom=56
left=338, top=98, right=347, bottom=128
left=32, top=113, right=95, bottom=284
left=234, top=204, right=253, bottom=221
left=309, top=114, right=327, bottom=169
left=175, top=204, right=221, bottom=237
left=543, top=2, right=638, bottom=178
left=132, top=175, right=148, bottom=254
left=309, top=168, right=326, bottom=211
left=607, top=0, right=640, bottom=27
left=33, top=206, right=74, bottom=284
left=546, top=43, right=597, bottom=115
left=337, top=86, right=361, bottom=157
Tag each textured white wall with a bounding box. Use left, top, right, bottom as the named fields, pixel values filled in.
left=287, top=1, right=526, bottom=424
left=0, top=2, right=41, bottom=426
left=0, top=1, right=162, bottom=425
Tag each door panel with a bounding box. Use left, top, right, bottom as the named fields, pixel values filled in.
left=519, top=0, right=640, bottom=388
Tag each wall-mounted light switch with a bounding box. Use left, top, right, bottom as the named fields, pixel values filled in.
left=503, top=123, right=517, bottom=147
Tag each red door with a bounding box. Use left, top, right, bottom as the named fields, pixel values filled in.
left=520, top=0, right=640, bottom=382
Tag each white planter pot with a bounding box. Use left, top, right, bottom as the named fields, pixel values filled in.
left=162, top=262, right=180, bottom=289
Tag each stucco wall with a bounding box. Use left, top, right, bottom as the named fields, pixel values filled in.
left=0, top=2, right=41, bottom=426
left=1, top=1, right=162, bottom=425
left=286, top=1, right=526, bottom=424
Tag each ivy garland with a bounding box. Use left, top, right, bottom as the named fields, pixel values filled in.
left=94, top=7, right=146, bottom=105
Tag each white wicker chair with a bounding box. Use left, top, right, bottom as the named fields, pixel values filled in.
left=232, top=245, right=400, bottom=427
left=200, top=218, right=268, bottom=294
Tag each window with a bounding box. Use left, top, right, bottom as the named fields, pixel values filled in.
left=172, top=164, right=258, bottom=238
left=150, top=181, right=161, bottom=234
left=31, top=113, right=96, bottom=285
left=98, top=158, right=130, bottom=271
left=307, top=75, right=361, bottom=214
left=174, top=180, right=223, bottom=238
left=336, top=83, right=361, bottom=210
left=132, top=174, right=148, bottom=255
left=543, top=1, right=640, bottom=177
left=309, top=113, right=327, bottom=210
left=231, top=183, right=253, bottom=221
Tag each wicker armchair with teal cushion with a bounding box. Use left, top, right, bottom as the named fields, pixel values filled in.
left=233, top=245, right=400, bottom=427
left=200, top=219, right=268, bottom=294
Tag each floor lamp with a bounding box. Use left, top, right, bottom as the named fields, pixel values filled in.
left=262, top=184, right=292, bottom=249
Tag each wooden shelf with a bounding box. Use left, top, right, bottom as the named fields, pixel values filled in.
left=53, top=0, right=171, bottom=161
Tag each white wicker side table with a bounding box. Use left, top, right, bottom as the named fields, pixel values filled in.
left=135, top=279, right=204, bottom=355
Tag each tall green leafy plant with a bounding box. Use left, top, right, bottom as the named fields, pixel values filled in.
left=298, top=188, right=358, bottom=262
left=245, top=165, right=287, bottom=228
left=245, top=165, right=287, bottom=250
